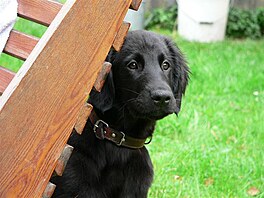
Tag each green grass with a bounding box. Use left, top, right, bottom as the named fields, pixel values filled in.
left=147, top=32, right=264, bottom=197
left=1, top=20, right=263, bottom=197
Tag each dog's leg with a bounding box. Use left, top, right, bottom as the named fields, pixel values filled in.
left=120, top=181, right=149, bottom=198
left=119, top=148, right=153, bottom=198
left=77, top=187, right=107, bottom=198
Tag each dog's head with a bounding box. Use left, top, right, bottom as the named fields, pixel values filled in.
left=90, top=30, right=189, bottom=120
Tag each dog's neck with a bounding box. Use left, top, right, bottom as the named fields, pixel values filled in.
left=93, top=106, right=156, bottom=139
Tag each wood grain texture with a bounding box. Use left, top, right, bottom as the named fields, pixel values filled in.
left=0, top=0, right=132, bottom=197
left=0, top=62, right=112, bottom=96
left=54, top=144, right=74, bottom=176
left=0, top=62, right=112, bottom=95
left=130, top=0, right=143, bottom=10
left=113, top=22, right=130, bottom=52
left=18, top=0, right=63, bottom=26
left=74, top=103, right=93, bottom=135
left=3, top=30, right=39, bottom=60
left=0, top=67, right=15, bottom=95
left=93, top=62, right=112, bottom=92
left=42, top=182, right=56, bottom=198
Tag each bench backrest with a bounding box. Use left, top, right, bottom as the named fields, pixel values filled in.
left=0, top=0, right=141, bottom=197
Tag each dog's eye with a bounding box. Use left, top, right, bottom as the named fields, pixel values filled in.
left=127, top=60, right=138, bottom=70
left=161, top=61, right=170, bottom=70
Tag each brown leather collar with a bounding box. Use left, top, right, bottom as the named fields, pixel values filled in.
left=89, top=110, right=152, bottom=149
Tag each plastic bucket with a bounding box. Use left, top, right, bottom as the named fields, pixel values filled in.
left=178, top=0, right=230, bottom=42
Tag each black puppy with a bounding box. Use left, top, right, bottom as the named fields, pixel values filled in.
left=52, top=30, right=189, bottom=198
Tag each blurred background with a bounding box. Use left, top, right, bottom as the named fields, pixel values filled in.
left=126, top=0, right=264, bottom=41
left=125, top=1, right=264, bottom=197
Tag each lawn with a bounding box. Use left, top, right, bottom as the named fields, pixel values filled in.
left=147, top=32, right=264, bottom=197
left=0, top=19, right=263, bottom=197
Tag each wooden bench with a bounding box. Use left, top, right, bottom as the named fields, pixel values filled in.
left=0, top=0, right=141, bottom=197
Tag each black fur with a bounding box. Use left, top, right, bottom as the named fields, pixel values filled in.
left=51, top=30, right=189, bottom=198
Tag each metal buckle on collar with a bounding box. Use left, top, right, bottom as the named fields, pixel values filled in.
left=93, top=120, right=109, bottom=140
left=116, top=132, right=125, bottom=146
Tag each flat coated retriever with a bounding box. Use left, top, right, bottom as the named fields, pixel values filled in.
left=52, top=30, right=189, bottom=198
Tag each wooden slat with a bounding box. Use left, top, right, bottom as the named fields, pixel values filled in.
left=130, top=0, right=142, bottom=10
left=0, top=62, right=112, bottom=95
left=0, top=67, right=15, bottom=95
left=113, top=22, right=130, bottom=51
left=17, top=0, right=140, bottom=27
left=18, top=0, right=63, bottom=26
left=54, top=144, right=74, bottom=176
left=3, top=30, right=39, bottom=61
left=93, top=62, right=112, bottom=92
left=42, top=182, right=56, bottom=198
left=74, top=103, right=93, bottom=135
left=0, top=0, right=132, bottom=197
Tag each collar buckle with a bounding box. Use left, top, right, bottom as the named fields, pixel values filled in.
left=93, top=120, right=109, bottom=140
left=89, top=110, right=151, bottom=149
left=116, top=132, right=126, bottom=146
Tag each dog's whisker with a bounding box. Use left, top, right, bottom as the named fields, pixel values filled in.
left=116, top=87, right=140, bottom=95
left=115, top=98, right=137, bottom=114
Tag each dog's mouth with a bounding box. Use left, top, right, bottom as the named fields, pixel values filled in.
left=146, top=112, right=172, bottom=120
left=126, top=98, right=176, bottom=120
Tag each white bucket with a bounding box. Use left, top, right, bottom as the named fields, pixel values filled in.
left=178, top=0, right=230, bottom=42
left=125, top=0, right=146, bottom=30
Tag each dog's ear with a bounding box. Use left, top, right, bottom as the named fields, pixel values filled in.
left=88, top=70, right=115, bottom=113
left=164, top=37, right=189, bottom=115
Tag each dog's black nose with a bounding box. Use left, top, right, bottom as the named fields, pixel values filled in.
left=151, top=90, right=172, bottom=106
